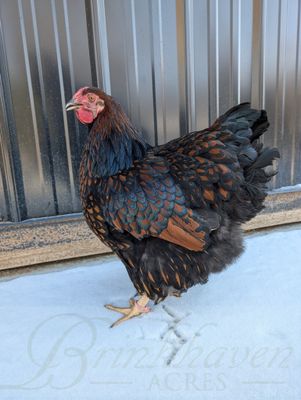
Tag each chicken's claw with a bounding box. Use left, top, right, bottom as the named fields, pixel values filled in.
left=105, top=294, right=150, bottom=328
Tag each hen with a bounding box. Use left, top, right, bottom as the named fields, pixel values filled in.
left=66, top=87, right=279, bottom=327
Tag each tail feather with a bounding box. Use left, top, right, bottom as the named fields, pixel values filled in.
left=243, top=144, right=279, bottom=217
left=215, top=102, right=280, bottom=221
left=248, top=147, right=280, bottom=171
left=214, top=102, right=270, bottom=143
left=249, top=109, right=270, bottom=141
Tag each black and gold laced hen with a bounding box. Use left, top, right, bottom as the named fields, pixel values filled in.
left=66, top=87, right=279, bottom=327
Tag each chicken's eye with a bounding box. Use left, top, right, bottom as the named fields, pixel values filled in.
left=87, top=94, right=95, bottom=102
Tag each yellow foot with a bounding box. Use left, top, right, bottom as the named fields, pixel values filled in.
left=105, top=294, right=150, bottom=328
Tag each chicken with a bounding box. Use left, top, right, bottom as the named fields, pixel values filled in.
left=66, top=87, right=279, bottom=327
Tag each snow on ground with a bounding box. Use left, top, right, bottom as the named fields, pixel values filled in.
left=0, top=225, right=301, bottom=400
left=271, top=184, right=301, bottom=193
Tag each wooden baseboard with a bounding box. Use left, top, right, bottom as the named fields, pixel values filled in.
left=1, top=190, right=300, bottom=271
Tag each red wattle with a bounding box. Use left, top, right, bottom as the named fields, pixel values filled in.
left=76, top=109, right=94, bottom=124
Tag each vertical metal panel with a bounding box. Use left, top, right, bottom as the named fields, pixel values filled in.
left=185, top=0, right=253, bottom=130
left=150, top=0, right=184, bottom=144
left=185, top=0, right=209, bottom=131
left=0, top=168, right=7, bottom=222
left=0, top=0, right=92, bottom=220
left=252, top=0, right=301, bottom=188
left=0, top=78, right=14, bottom=222
left=0, top=0, right=300, bottom=222
left=0, top=17, right=27, bottom=221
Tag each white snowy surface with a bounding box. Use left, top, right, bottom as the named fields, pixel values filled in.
left=271, top=184, right=301, bottom=194
left=0, top=225, right=301, bottom=400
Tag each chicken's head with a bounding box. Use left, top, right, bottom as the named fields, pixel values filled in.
left=66, top=87, right=105, bottom=124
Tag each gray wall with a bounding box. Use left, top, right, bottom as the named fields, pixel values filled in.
left=0, top=0, right=300, bottom=222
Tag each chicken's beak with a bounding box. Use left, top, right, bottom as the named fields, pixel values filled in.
left=65, top=100, right=81, bottom=111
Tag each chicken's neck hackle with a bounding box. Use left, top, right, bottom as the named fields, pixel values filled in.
left=82, top=101, right=149, bottom=178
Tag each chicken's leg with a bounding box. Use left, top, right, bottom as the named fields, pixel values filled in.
left=105, top=293, right=150, bottom=328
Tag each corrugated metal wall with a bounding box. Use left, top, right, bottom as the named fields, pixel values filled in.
left=0, top=0, right=300, bottom=222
